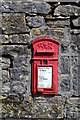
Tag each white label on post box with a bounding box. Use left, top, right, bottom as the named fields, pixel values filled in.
left=38, top=66, right=52, bottom=88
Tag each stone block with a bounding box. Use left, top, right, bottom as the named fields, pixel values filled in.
left=71, top=56, right=79, bottom=96
left=60, top=77, right=70, bottom=91
left=72, top=16, right=80, bottom=27
left=10, top=68, right=30, bottom=81
left=2, top=13, right=30, bottom=34
left=46, top=19, right=70, bottom=28
left=61, top=43, right=69, bottom=53
left=70, top=43, right=78, bottom=54
left=1, top=2, right=51, bottom=15
left=1, top=34, right=30, bottom=44
left=2, top=82, right=10, bottom=94
left=31, top=28, right=70, bottom=43
left=54, top=5, right=80, bottom=16
left=2, top=70, right=10, bottom=83
left=10, top=81, right=27, bottom=95
left=66, top=97, right=80, bottom=119
left=61, top=56, right=70, bottom=74
left=2, top=45, right=30, bottom=57
left=0, top=57, right=10, bottom=69
left=13, top=55, right=31, bottom=68
left=2, top=96, right=64, bottom=119
left=26, top=16, right=45, bottom=28
left=71, top=34, right=80, bottom=51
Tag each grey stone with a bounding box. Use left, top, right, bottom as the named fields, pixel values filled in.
left=54, top=5, right=80, bottom=16
left=2, top=13, right=30, bottom=34
left=10, top=81, right=27, bottom=94
left=72, top=17, right=80, bottom=27
left=21, top=2, right=51, bottom=15
left=31, top=28, right=65, bottom=41
left=70, top=29, right=80, bottom=34
left=2, top=82, right=10, bottom=94
left=61, top=56, right=70, bottom=74
left=60, top=78, right=70, bottom=91
left=0, top=57, right=10, bottom=69
left=1, top=34, right=30, bottom=44
left=26, top=16, right=45, bottom=28
left=68, top=97, right=80, bottom=106
left=61, top=43, right=69, bottom=53
left=13, top=55, right=31, bottom=68
left=66, top=98, right=80, bottom=119
left=71, top=56, right=79, bottom=95
left=46, top=19, right=70, bottom=28
left=71, top=34, right=80, bottom=51
left=10, top=68, right=30, bottom=81
left=1, top=2, right=51, bottom=15
left=2, top=70, right=10, bottom=83
left=2, top=45, right=29, bottom=57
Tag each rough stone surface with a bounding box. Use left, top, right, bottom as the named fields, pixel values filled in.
left=2, top=70, right=10, bottom=83
left=0, top=57, right=10, bottom=69
left=2, top=13, right=30, bottom=34
left=1, top=2, right=51, bottom=15
left=26, top=16, right=45, bottom=28
left=72, top=17, right=80, bottom=27
left=66, top=98, right=80, bottom=119
left=71, top=34, right=80, bottom=50
left=1, top=34, right=30, bottom=43
left=46, top=19, right=70, bottom=28
left=61, top=57, right=70, bottom=74
left=54, top=5, right=80, bottom=16
left=0, top=1, right=80, bottom=120
left=60, top=78, right=70, bottom=91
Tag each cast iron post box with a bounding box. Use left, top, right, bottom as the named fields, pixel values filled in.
left=32, top=37, right=59, bottom=94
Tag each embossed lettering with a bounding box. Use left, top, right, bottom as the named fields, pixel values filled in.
left=38, top=42, right=53, bottom=50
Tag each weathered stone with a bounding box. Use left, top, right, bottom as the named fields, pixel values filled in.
left=54, top=5, right=80, bottom=16
left=26, top=16, right=45, bottom=28
left=61, top=43, right=69, bottom=53
left=2, top=70, right=10, bottom=83
left=72, top=16, right=80, bottom=27
left=2, top=96, right=64, bottom=119
left=13, top=55, right=31, bottom=68
left=71, top=34, right=80, bottom=51
left=66, top=98, right=80, bottom=119
left=10, top=68, right=30, bottom=81
left=23, top=2, right=51, bottom=15
left=0, top=57, right=10, bottom=69
left=61, top=56, right=70, bottom=74
left=2, top=13, right=30, bottom=34
left=60, top=78, right=70, bottom=91
left=70, top=29, right=80, bottom=34
left=1, top=2, right=51, bottom=15
left=10, top=81, right=26, bottom=95
left=2, top=45, right=30, bottom=57
left=1, top=34, right=30, bottom=43
left=46, top=19, right=70, bottom=28
left=31, top=28, right=70, bottom=42
left=70, top=43, right=78, bottom=54
left=71, top=56, right=79, bottom=96
left=2, top=82, right=10, bottom=94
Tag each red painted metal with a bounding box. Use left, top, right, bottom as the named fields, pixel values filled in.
left=31, top=37, right=59, bottom=94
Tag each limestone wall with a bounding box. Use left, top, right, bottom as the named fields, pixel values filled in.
left=0, top=1, right=80, bottom=119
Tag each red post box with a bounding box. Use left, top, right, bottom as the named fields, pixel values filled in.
left=32, top=37, right=59, bottom=94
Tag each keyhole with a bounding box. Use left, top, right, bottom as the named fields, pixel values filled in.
left=43, top=60, right=47, bottom=64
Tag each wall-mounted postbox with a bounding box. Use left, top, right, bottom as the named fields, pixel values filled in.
left=32, top=37, right=59, bottom=94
